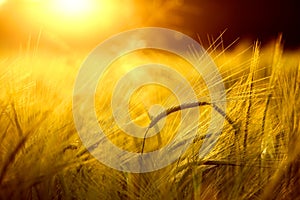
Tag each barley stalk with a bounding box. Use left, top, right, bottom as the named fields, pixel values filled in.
left=141, top=101, right=236, bottom=154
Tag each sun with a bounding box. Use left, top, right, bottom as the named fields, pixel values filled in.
left=52, top=0, right=94, bottom=15
left=45, top=0, right=116, bottom=31
left=13, top=0, right=133, bottom=40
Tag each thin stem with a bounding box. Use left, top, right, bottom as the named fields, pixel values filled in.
left=141, top=101, right=236, bottom=154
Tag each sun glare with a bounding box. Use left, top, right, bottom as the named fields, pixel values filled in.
left=0, top=0, right=6, bottom=6
left=52, top=0, right=94, bottom=15
left=4, top=0, right=134, bottom=44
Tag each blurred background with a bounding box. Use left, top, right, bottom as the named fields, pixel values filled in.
left=0, top=0, right=299, bottom=54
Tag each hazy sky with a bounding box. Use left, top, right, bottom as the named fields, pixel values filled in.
left=0, top=0, right=299, bottom=52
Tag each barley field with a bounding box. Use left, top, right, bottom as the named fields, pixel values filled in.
left=0, top=35, right=300, bottom=199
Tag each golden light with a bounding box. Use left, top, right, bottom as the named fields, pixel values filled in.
left=0, top=0, right=6, bottom=6
left=15, top=0, right=133, bottom=40
left=52, top=0, right=95, bottom=16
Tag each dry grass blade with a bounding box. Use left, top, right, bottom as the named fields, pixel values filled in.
left=142, top=101, right=236, bottom=154
left=0, top=135, right=28, bottom=185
